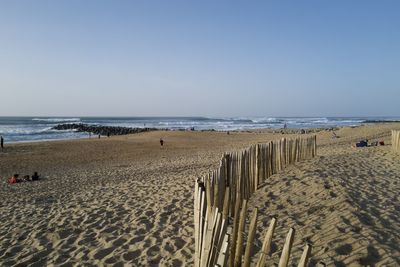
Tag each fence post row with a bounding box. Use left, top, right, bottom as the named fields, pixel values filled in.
left=194, top=135, right=317, bottom=267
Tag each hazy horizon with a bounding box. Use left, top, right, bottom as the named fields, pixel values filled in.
left=0, top=115, right=400, bottom=120
left=1, top=1, right=399, bottom=117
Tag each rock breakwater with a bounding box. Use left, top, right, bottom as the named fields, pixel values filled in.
left=52, top=123, right=160, bottom=136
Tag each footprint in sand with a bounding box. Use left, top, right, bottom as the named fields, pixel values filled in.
left=123, top=250, right=141, bottom=261
left=146, top=244, right=161, bottom=257
left=93, top=247, right=115, bottom=260
left=359, top=245, right=381, bottom=266
left=335, top=243, right=353, bottom=255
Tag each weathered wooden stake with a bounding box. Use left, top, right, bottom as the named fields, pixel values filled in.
left=243, top=208, right=258, bottom=267
left=256, top=217, right=277, bottom=267
left=234, top=199, right=248, bottom=267
left=297, top=244, right=311, bottom=267
left=278, top=227, right=295, bottom=267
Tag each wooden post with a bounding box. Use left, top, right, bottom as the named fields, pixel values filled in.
left=297, top=244, right=311, bottom=267
left=194, top=182, right=200, bottom=267
left=208, top=211, right=224, bottom=266
left=393, top=130, right=400, bottom=152
left=256, top=217, right=277, bottom=267
left=266, top=143, right=269, bottom=177
left=215, top=218, right=228, bottom=261
left=256, top=144, right=260, bottom=190
left=197, top=189, right=206, bottom=265
left=199, top=206, right=209, bottom=266
left=229, top=199, right=242, bottom=267
left=234, top=199, right=248, bottom=267
left=222, top=187, right=230, bottom=220
left=278, top=227, right=295, bottom=267
left=314, top=135, right=317, bottom=156
left=213, top=170, right=219, bottom=210
left=206, top=176, right=212, bottom=213
left=243, top=208, right=258, bottom=267
left=216, top=231, right=230, bottom=267
left=230, top=152, right=236, bottom=217
left=271, top=142, right=276, bottom=174
left=268, top=142, right=273, bottom=177
left=249, top=146, right=253, bottom=193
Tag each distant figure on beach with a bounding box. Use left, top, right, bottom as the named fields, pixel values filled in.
left=1, top=135, right=3, bottom=149
left=32, top=172, right=40, bottom=181
left=98, top=134, right=101, bottom=139
left=354, top=139, right=369, bottom=148
left=107, top=132, right=110, bottom=138
left=160, top=138, right=164, bottom=147
left=283, top=123, right=287, bottom=129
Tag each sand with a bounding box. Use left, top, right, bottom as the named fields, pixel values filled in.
left=0, top=123, right=399, bottom=266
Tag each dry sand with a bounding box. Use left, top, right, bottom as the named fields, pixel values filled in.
left=0, top=123, right=399, bottom=266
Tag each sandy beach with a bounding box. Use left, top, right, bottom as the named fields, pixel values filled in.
left=1, top=123, right=400, bottom=266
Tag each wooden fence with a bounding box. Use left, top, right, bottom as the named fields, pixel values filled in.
left=392, top=130, right=400, bottom=152
left=194, top=135, right=317, bottom=267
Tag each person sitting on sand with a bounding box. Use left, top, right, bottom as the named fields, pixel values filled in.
left=32, top=172, right=40, bottom=181
left=355, top=139, right=368, bottom=147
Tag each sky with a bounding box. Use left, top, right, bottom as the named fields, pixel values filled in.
left=0, top=0, right=399, bottom=117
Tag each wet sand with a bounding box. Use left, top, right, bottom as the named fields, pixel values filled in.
left=0, top=123, right=399, bottom=266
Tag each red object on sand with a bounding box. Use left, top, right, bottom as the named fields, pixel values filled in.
left=8, top=176, right=17, bottom=184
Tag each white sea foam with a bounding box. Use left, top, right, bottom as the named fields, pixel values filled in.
left=32, top=118, right=81, bottom=123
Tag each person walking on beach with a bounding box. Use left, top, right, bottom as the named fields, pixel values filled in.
left=160, top=138, right=164, bottom=147
left=1, top=136, right=3, bottom=149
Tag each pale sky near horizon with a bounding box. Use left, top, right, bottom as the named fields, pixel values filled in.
left=0, top=1, right=399, bottom=117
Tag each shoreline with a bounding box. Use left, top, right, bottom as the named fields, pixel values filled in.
left=1, top=121, right=400, bottom=145
left=5, top=116, right=400, bottom=144
left=3, top=124, right=349, bottom=145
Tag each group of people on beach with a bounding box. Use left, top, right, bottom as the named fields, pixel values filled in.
left=8, top=172, right=40, bottom=184
left=354, top=139, right=384, bottom=148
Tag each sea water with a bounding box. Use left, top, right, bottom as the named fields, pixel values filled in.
left=0, top=116, right=398, bottom=143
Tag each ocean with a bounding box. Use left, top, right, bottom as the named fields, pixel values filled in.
left=0, top=116, right=399, bottom=143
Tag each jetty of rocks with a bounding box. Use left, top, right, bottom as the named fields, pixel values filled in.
left=52, top=123, right=161, bottom=136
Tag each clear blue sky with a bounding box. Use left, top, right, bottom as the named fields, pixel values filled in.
left=1, top=0, right=399, bottom=117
